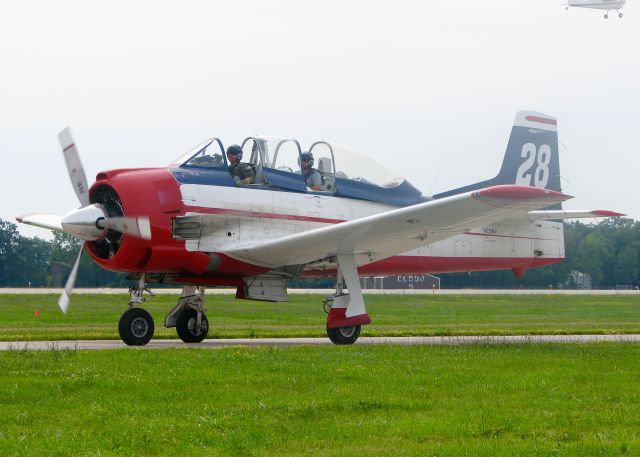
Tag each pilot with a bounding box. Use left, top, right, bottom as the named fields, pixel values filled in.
left=226, top=144, right=255, bottom=186
left=299, top=151, right=322, bottom=191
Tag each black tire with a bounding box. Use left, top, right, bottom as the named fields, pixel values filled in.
left=176, top=308, right=209, bottom=343
left=118, top=308, right=154, bottom=346
left=326, top=325, right=361, bottom=345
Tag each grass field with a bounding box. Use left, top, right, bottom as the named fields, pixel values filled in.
left=1, top=293, right=640, bottom=341
left=2, top=344, right=640, bottom=456
left=3, top=294, right=640, bottom=455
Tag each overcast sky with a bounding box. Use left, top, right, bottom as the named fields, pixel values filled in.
left=1, top=0, right=638, bottom=238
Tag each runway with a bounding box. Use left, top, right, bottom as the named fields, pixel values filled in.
left=3, top=334, right=640, bottom=351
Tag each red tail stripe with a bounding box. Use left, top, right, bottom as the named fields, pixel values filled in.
left=525, top=115, right=557, bottom=126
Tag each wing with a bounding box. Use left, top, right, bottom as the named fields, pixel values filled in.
left=217, top=185, right=572, bottom=268
left=526, top=209, right=625, bottom=221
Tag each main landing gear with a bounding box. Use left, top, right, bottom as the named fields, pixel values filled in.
left=604, top=10, right=623, bottom=19
left=118, top=278, right=209, bottom=346
left=165, top=285, right=209, bottom=343
left=324, top=254, right=371, bottom=345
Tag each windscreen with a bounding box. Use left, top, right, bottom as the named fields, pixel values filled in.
left=171, top=138, right=226, bottom=168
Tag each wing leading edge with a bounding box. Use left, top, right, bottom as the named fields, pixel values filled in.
left=218, top=185, right=572, bottom=268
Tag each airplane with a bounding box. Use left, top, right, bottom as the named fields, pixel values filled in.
left=566, top=0, right=627, bottom=18
left=17, top=110, right=624, bottom=346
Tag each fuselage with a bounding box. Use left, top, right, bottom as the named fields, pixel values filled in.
left=85, top=166, right=564, bottom=285
left=568, top=0, right=626, bottom=9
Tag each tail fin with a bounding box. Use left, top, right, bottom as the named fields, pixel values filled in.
left=435, top=110, right=561, bottom=198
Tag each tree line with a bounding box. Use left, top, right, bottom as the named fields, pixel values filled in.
left=440, top=218, right=640, bottom=289
left=1, top=217, right=638, bottom=289
left=0, top=219, right=128, bottom=288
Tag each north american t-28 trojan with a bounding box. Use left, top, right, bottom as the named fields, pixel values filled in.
left=18, top=110, right=622, bottom=346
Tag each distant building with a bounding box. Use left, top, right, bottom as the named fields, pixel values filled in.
left=361, top=275, right=440, bottom=290
left=566, top=270, right=592, bottom=289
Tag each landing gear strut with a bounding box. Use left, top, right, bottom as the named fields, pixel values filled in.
left=119, top=276, right=155, bottom=346
left=165, top=286, right=209, bottom=343
left=324, top=254, right=371, bottom=345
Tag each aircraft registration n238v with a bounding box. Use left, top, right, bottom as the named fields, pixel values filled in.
left=18, top=110, right=623, bottom=346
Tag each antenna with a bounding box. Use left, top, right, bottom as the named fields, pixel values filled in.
left=428, top=168, right=442, bottom=196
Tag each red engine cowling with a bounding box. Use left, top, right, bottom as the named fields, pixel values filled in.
left=86, top=168, right=208, bottom=274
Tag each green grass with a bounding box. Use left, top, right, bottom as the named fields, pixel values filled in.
left=1, top=344, right=640, bottom=456
left=1, top=293, right=640, bottom=341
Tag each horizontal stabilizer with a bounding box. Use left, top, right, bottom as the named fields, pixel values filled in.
left=16, top=214, right=64, bottom=232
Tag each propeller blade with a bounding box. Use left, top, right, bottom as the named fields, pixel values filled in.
left=16, top=214, right=64, bottom=232
left=100, top=216, right=152, bottom=240
left=58, top=242, right=85, bottom=314
left=59, top=127, right=90, bottom=207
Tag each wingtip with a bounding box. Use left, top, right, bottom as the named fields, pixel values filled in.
left=592, top=210, right=626, bottom=217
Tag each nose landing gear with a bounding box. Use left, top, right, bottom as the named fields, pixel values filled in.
left=118, top=276, right=156, bottom=346
left=119, top=307, right=154, bottom=346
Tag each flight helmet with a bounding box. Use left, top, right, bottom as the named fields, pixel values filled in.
left=226, top=144, right=243, bottom=160
left=299, top=151, right=314, bottom=166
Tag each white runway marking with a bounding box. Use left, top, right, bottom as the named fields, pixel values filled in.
left=2, top=334, right=640, bottom=351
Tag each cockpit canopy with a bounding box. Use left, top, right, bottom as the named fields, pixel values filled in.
left=170, top=136, right=424, bottom=206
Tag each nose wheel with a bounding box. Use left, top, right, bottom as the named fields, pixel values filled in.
left=118, top=308, right=155, bottom=346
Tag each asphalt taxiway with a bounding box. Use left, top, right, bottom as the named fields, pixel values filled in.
left=2, top=334, right=640, bottom=351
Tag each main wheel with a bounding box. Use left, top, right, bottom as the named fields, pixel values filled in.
left=327, top=325, right=361, bottom=345
left=118, top=308, right=154, bottom=346
left=176, top=308, right=209, bottom=343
